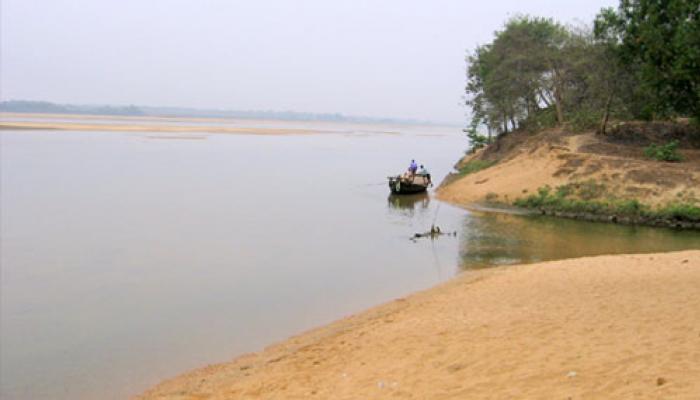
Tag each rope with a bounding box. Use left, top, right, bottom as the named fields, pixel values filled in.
left=432, top=202, right=442, bottom=226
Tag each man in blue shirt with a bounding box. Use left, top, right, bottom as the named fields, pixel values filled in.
left=409, top=159, right=418, bottom=176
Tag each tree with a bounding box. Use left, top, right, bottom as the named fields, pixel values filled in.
left=465, top=16, right=584, bottom=135
left=596, top=0, right=700, bottom=120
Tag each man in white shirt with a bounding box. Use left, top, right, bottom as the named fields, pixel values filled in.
left=418, top=165, right=432, bottom=186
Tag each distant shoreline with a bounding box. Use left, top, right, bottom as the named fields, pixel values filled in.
left=1, top=112, right=256, bottom=124
left=0, top=112, right=440, bottom=135
left=0, top=99, right=456, bottom=127
left=0, top=120, right=322, bottom=136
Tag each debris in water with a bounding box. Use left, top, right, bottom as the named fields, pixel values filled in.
left=411, top=225, right=457, bottom=241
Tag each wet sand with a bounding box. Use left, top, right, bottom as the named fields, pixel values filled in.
left=139, top=250, right=700, bottom=399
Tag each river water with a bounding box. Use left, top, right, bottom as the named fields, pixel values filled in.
left=1, top=121, right=698, bottom=399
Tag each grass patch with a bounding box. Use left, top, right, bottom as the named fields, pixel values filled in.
left=455, top=160, right=496, bottom=177
left=513, top=182, right=700, bottom=223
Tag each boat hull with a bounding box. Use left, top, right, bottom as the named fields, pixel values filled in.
left=388, top=175, right=429, bottom=194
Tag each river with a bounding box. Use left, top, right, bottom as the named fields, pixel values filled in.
left=1, top=120, right=698, bottom=399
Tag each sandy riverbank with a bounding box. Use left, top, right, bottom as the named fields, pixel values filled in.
left=138, top=250, right=700, bottom=399
left=436, top=130, right=700, bottom=209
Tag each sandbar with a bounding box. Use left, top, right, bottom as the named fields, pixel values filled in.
left=0, top=120, right=323, bottom=135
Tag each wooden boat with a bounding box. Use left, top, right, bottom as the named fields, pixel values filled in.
left=388, top=174, right=430, bottom=194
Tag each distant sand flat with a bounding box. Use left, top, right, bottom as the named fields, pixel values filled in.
left=0, top=112, right=251, bottom=124
left=139, top=251, right=700, bottom=399
left=0, top=121, right=324, bottom=135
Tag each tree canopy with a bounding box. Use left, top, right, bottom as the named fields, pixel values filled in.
left=465, top=0, right=700, bottom=140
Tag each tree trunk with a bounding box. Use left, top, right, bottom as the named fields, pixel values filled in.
left=553, top=86, right=564, bottom=126
left=599, top=93, right=613, bottom=135
left=552, top=68, right=565, bottom=126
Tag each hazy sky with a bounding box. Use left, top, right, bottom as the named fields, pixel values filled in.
left=1, top=0, right=617, bottom=124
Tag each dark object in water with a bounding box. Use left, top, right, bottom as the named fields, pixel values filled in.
left=411, top=225, right=457, bottom=241
left=388, top=174, right=431, bottom=194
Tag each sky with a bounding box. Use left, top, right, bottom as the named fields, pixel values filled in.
left=1, top=0, right=618, bottom=124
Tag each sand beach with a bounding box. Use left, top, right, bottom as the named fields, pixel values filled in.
left=139, top=250, right=700, bottom=399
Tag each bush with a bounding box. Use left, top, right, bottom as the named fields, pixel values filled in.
left=658, top=203, right=700, bottom=221
left=567, top=109, right=601, bottom=132
left=615, top=199, right=643, bottom=215
left=514, top=183, right=700, bottom=224
left=455, top=160, right=495, bottom=177
left=644, top=140, right=683, bottom=162
left=555, top=184, right=574, bottom=198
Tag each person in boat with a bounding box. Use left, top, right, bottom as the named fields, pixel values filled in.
left=409, top=160, right=418, bottom=176
left=418, top=164, right=432, bottom=186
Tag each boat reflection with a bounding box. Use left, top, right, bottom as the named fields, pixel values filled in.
left=387, top=192, right=430, bottom=210
left=386, top=192, right=431, bottom=218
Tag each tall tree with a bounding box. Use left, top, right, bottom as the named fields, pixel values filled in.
left=596, top=0, right=700, bottom=120
left=465, top=16, right=579, bottom=134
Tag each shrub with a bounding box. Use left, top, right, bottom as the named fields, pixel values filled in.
left=555, top=184, right=574, bottom=198
left=644, top=140, right=683, bottom=162
left=658, top=203, right=700, bottom=221
left=615, top=199, right=644, bottom=215
left=465, top=129, right=489, bottom=153
left=455, top=160, right=495, bottom=177
left=514, top=183, right=700, bottom=224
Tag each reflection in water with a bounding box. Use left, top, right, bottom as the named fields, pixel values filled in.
left=459, top=211, right=700, bottom=269
left=387, top=193, right=430, bottom=216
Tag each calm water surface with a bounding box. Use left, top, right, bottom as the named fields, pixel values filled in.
left=1, top=123, right=698, bottom=399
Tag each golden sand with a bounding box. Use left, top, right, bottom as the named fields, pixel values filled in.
left=437, top=132, right=700, bottom=208
left=138, top=250, right=700, bottom=399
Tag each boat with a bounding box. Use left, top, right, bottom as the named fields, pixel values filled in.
left=388, top=174, right=430, bottom=194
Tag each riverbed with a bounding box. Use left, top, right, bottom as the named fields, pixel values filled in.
left=1, top=119, right=698, bottom=399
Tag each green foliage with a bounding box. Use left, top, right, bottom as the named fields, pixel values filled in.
left=465, top=16, right=573, bottom=135
left=595, top=1, right=700, bottom=121
left=464, top=125, right=489, bottom=153
left=555, top=184, right=574, bottom=198
left=466, top=2, right=700, bottom=138
left=455, top=160, right=496, bottom=177
left=514, top=183, right=700, bottom=223
left=643, top=140, right=683, bottom=162
left=659, top=203, right=700, bottom=221
left=616, top=199, right=644, bottom=214
left=537, top=185, right=552, bottom=199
